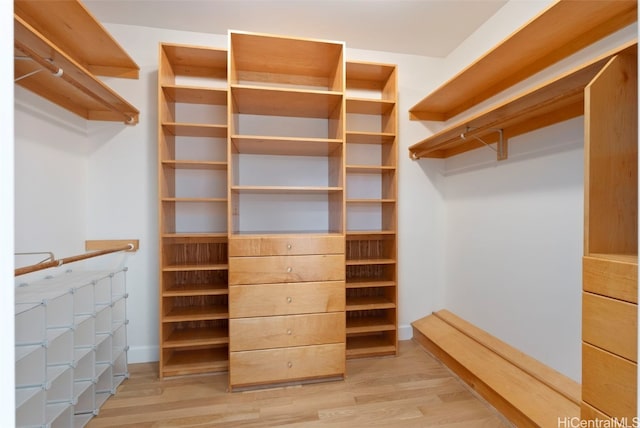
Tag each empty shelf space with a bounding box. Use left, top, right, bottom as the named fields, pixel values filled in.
left=346, top=258, right=396, bottom=266
left=163, top=305, right=229, bottom=322
left=163, top=326, right=229, bottom=348
left=163, top=283, right=228, bottom=297
left=162, top=85, right=227, bottom=105
left=346, top=316, right=396, bottom=334
left=231, top=185, right=343, bottom=194
left=347, top=98, right=395, bottom=115
left=162, top=263, right=228, bottom=272
left=346, top=334, right=396, bottom=359
left=346, top=131, right=396, bottom=145
left=163, top=347, right=229, bottom=377
left=346, top=165, right=396, bottom=174
left=162, top=233, right=229, bottom=241
left=346, top=296, right=396, bottom=311
left=161, top=44, right=227, bottom=79
left=347, top=280, right=396, bottom=289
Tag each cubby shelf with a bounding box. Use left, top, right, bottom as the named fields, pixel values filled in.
left=408, top=0, right=637, bottom=121
left=164, top=328, right=229, bottom=348
left=162, top=85, right=227, bottom=104
left=162, top=123, right=228, bottom=138
left=231, top=135, right=343, bottom=156
left=231, top=85, right=343, bottom=117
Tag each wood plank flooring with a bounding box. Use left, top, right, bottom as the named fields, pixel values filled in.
left=88, top=340, right=513, bottom=427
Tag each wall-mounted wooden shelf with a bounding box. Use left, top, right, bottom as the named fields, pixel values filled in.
left=14, top=1, right=140, bottom=124
left=409, top=0, right=636, bottom=121
left=408, top=41, right=637, bottom=160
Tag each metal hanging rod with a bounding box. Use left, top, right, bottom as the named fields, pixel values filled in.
left=15, top=243, right=136, bottom=277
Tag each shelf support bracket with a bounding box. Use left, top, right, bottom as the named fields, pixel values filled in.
left=461, top=127, right=507, bottom=161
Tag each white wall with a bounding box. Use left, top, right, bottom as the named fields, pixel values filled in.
left=2, top=1, right=15, bottom=425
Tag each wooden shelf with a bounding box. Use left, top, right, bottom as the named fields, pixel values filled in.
left=162, top=198, right=227, bottom=203
left=587, top=254, right=638, bottom=264
left=346, top=280, right=396, bottom=289
left=346, top=199, right=396, bottom=204
left=346, top=316, right=396, bottom=334
left=346, top=165, right=395, bottom=174
left=162, top=233, right=228, bottom=242
left=346, top=61, right=396, bottom=94
left=346, top=259, right=396, bottom=266
left=163, top=305, right=229, bottom=322
left=163, top=283, right=229, bottom=297
left=163, top=326, right=229, bottom=348
left=409, top=0, right=637, bottom=121
left=162, top=123, right=228, bottom=138
left=346, top=230, right=396, bottom=236
left=346, top=131, right=395, bottom=145
left=231, top=85, right=342, bottom=118
left=162, top=263, right=229, bottom=272
left=231, top=185, right=343, bottom=194
left=161, top=160, right=227, bottom=170
left=409, top=41, right=637, bottom=160
left=14, top=13, right=139, bottom=124
left=231, top=135, right=342, bottom=156
left=346, top=296, right=396, bottom=311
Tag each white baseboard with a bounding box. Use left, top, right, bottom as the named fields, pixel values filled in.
left=399, top=324, right=413, bottom=341
left=128, top=345, right=158, bottom=364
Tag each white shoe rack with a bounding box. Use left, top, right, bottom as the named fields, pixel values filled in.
left=15, top=269, right=129, bottom=428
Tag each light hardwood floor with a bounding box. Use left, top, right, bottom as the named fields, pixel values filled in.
left=88, top=340, right=512, bottom=427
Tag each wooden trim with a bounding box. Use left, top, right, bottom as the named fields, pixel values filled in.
left=412, top=311, right=580, bottom=427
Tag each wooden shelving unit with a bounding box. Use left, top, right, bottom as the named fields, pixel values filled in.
left=408, top=41, right=637, bottom=160
left=581, top=47, right=637, bottom=423
left=345, top=61, right=398, bottom=359
left=409, top=0, right=636, bottom=121
left=157, top=43, right=229, bottom=378
left=14, top=0, right=140, bottom=123
left=227, top=31, right=346, bottom=390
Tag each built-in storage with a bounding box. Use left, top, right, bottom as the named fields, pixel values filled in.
left=157, top=33, right=397, bottom=384
left=15, top=270, right=129, bottom=427
left=581, top=48, right=637, bottom=422
left=345, top=61, right=398, bottom=358
left=158, top=43, right=230, bottom=378
left=226, top=32, right=346, bottom=389
left=14, top=0, right=140, bottom=123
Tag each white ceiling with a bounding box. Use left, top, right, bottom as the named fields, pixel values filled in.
left=83, top=0, right=508, bottom=58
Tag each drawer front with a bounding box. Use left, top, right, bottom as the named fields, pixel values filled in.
left=229, top=343, right=345, bottom=388
left=583, top=256, right=638, bottom=303
left=230, top=313, right=345, bottom=351
left=583, top=292, right=637, bottom=362
left=229, top=254, right=345, bottom=285
left=229, top=235, right=344, bottom=257
left=229, top=281, right=345, bottom=317
left=582, top=342, right=637, bottom=420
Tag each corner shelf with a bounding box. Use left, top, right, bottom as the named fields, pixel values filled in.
left=409, top=0, right=636, bottom=121
left=408, top=41, right=637, bottom=160
left=14, top=1, right=140, bottom=123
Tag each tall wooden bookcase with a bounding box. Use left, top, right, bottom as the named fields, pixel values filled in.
left=581, top=47, right=637, bottom=422
left=345, top=61, right=398, bottom=358
left=157, top=33, right=398, bottom=384
left=157, top=43, right=230, bottom=378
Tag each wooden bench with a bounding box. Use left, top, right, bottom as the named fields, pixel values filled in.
left=412, top=310, right=580, bottom=427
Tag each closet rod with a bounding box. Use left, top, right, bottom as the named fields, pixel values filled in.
left=15, top=243, right=135, bottom=276
left=14, top=39, right=136, bottom=125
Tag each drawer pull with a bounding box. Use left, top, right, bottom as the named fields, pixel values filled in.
left=287, top=361, right=293, bottom=368
left=286, top=267, right=292, bottom=273
left=287, top=243, right=292, bottom=250
left=287, top=329, right=292, bottom=335
left=286, top=296, right=292, bottom=303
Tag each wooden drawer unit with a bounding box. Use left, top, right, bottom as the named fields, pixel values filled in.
left=229, top=281, right=345, bottom=317
left=229, top=343, right=345, bottom=388
left=582, top=292, right=637, bottom=362
left=583, top=255, right=638, bottom=304
left=228, top=234, right=346, bottom=390
left=229, top=235, right=344, bottom=257
left=582, top=343, right=637, bottom=420
left=229, top=254, right=345, bottom=285
left=230, top=313, right=345, bottom=351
